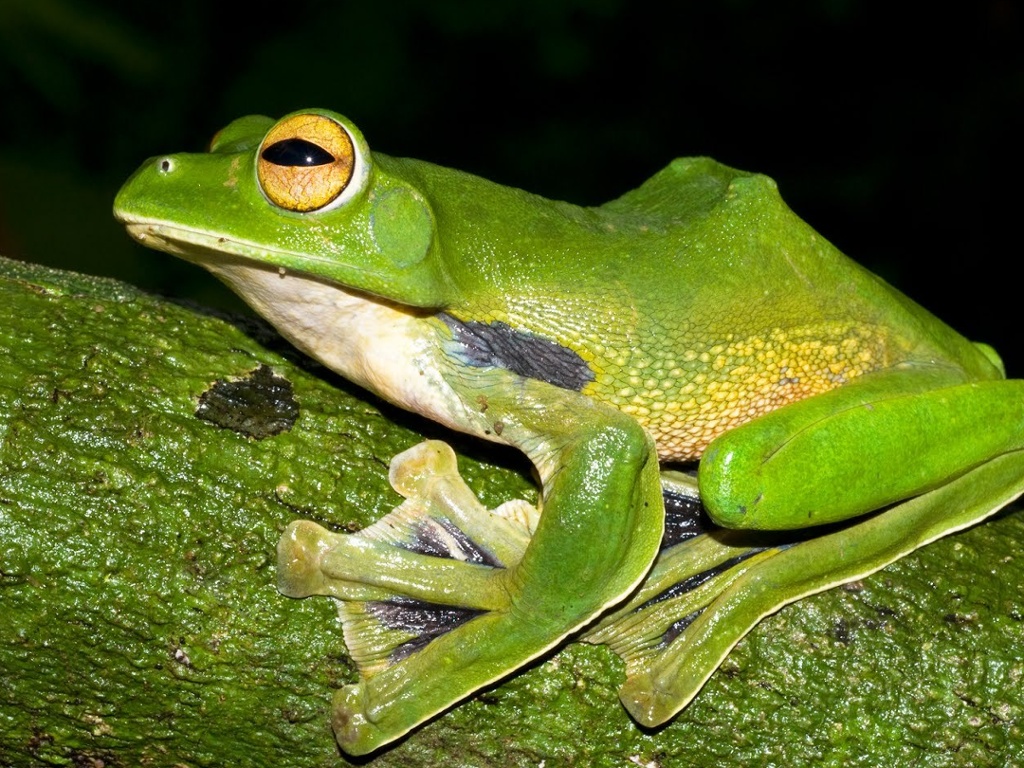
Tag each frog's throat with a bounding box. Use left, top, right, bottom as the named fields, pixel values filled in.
left=194, top=256, right=482, bottom=441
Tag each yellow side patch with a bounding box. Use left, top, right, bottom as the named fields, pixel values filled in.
left=587, top=323, right=892, bottom=461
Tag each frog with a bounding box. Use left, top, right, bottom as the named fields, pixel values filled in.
left=113, top=108, right=1024, bottom=755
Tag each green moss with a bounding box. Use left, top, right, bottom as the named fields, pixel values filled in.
left=0, top=257, right=1021, bottom=766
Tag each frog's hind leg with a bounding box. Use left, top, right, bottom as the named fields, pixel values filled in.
left=278, top=440, right=535, bottom=680
left=586, top=452, right=1024, bottom=727
left=583, top=470, right=789, bottom=723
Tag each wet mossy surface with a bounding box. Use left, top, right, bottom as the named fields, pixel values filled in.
left=0, top=257, right=1021, bottom=767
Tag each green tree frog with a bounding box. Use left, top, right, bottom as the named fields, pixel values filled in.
left=114, top=109, right=1024, bottom=755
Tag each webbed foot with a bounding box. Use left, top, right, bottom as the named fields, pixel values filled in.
left=586, top=456, right=1024, bottom=727
left=278, top=440, right=535, bottom=677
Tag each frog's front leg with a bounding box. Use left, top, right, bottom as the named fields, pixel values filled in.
left=280, top=377, right=664, bottom=755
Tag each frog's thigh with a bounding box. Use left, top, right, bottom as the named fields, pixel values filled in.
left=700, top=369, right=1024, bottom=529
left=332, top=385, right=665, bottom=754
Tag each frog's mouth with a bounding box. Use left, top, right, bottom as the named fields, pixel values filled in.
left=118, top=209, right=449, bottom=310
left=120, top=221, right=219, bottom=264
left=120, top=220, right=404, bottom=324
left=119, top=219, right=373, bottom=282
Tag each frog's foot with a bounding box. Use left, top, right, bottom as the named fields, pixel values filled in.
left=278, top=440, right=536, bottom=678
left=586, top=454, right=1024, bottom=728
left=580, top=471, right=786, bottom=725
left=583, top=513, right=785, bottom=724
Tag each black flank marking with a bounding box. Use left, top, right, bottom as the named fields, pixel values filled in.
left=440, top=313, right=594, bottom=391
left=405, top=519, right=504, bottom=568
left=661, top=487, right=714, bottom=549
left=660, top=609, right=705, bottom=647
left=636, top=550, right=769, bottom=614
left=367, top=597, right=484, bottom=662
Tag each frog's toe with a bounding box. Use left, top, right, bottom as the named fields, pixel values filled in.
left=276, top=439, right=531, bottom=600
left=330, top=682, right=412, bottom=755
left=589, top=532, right=785, bottom=728
left=330, top=685, right=376, bottom=754
left=277, top=519, right=333, bottom=598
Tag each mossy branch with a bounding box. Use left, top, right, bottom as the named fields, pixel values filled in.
left=1, top=257, right=1021, bottom=767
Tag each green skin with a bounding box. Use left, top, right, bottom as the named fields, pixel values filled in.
left=114, top=109, right=1024, bottom=755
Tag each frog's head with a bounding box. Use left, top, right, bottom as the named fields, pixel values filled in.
left=114, top=109, right=450, bottom=307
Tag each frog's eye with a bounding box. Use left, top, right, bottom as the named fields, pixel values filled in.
left=257, top=114, right=360, bottom=212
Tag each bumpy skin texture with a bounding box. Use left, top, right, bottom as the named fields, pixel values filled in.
left=1, top=259, right=1023, bottom=766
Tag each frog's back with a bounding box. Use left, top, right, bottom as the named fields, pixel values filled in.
left=576, top=158, right=1002, bottom=460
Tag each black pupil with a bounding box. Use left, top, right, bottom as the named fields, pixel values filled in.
left=262, top=138, right=335, bottom=167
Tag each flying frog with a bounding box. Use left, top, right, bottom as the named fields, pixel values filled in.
left=114, top=109, right=1024, bottom=755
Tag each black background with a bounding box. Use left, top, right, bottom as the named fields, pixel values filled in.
left=1, top=1, right=1020, bottom=370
